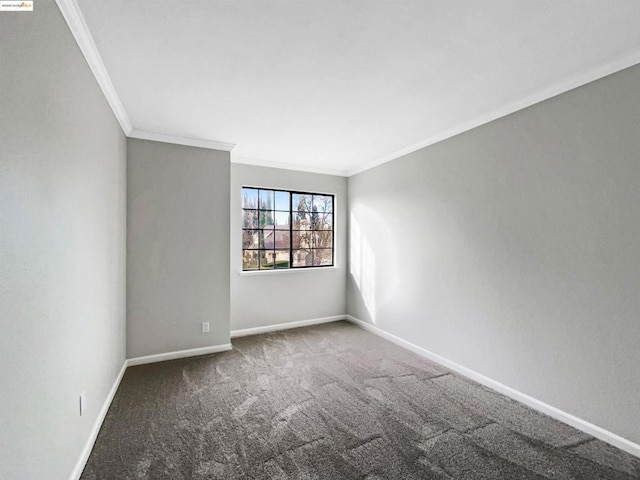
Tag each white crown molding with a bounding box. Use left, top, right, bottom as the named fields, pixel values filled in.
left=56, top=0, right=238, bottom=152
left=56, top=0, right=640, bottom=178
left=348, top=48, right=640, bottom=177
left=55, top=0, right=132, bottom=135
left=129, top=129, right=236, bottom=152
left=345, top=315, right=640, bottom=459
left=232, top=155, right=348, bottom=177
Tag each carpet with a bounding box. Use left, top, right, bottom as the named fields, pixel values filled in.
left=81, top=321, right=640, bottom=479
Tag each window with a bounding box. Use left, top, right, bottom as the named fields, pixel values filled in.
left=242, top=187, right=334, bottom=270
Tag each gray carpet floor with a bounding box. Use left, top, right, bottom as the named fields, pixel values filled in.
left=82, top=321, right=640, bottom=479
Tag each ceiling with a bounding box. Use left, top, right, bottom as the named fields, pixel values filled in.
left=70, top=0, right=640, bottom=176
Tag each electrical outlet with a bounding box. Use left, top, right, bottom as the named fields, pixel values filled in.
left=79, top=391, right=85, bottom=416
left=201, top=322, right=210, bottom=333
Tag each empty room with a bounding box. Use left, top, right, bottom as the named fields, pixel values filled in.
left=2, top=0, right=640, bottom=478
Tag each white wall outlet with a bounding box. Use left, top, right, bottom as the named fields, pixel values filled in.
left=79, top=391, right=85, bottom=416
left=201, top=322, right=210, bottom=333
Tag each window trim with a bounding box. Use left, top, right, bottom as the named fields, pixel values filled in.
left=238, top=265, right=339, bottom=276
left=240, top=186, right=336, bottom=272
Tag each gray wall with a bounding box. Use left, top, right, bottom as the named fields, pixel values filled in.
left=231, top=164, right=347, bottom=331
left=0, top=2, right=127, bottom=479
left=348, top=63, right=640, bottom=444
left=127, top=139, right=230, bottom=357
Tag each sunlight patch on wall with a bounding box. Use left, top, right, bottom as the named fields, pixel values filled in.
left=350, top=213, right=376, bottom=323
left=350, top=216, right=362, bottom=288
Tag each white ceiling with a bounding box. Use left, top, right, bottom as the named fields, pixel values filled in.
left=71, top=0, right=640, bottom=176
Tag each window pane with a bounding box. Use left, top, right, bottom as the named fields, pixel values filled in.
left=259, top=209, right=274, bottom=227
left=316, top=212, right=333, bottom=230
left=313, top=249, right=333, bottom=266
left=274, top=211, right=290, bottom=226
left=313, top=230, right=333, bottom=249
left=242, top=188, right=259, bottom=209
left=262, top=226, right=289, bottom=249
left=312, top=195, right=333, bottom=213
left=292, top=249, right=312, bottom=267
left=292, top=193, right=311, bottom=213
left=275, top=191, right=289, bottom=211
left=292, top=230, right=313, bottom=249
left=242, top=229, right=260, bottom=249
left=242, top=209, right=258, bottom=229
left=259, top=250, right=275, bottom=269
left=310, top=210, right=322, bottom=230
left=292, top=211, right=310, bottom=230
left=261, top=227, right=274, bottom=249
left=242, top=250, right=259, bottom=270
left=274, top=228, right=290, bottom=249
left=259, top=189, right=274, bottom=210
left=274, top=250, right=290, bottom=269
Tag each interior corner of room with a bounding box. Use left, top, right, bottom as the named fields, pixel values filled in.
left=2, top=1, right=640, bottom=479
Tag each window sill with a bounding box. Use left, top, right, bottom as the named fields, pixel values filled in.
left=238, top=266, right=340, bottom=276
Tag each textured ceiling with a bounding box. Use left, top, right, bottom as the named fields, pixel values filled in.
left=75, top=0, right=640, bottom=175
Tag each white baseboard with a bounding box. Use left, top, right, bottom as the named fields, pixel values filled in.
left=68, top=342, right=234, bottom=478
left=68, top=315, right=638, bottom=480
left=231, top=315, right=345, bottom=338
left=127, top=343, right=233, bottom=367
left=345, top=315, right=640, bottom=459
left=68, top=360, right=128, bottom=480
